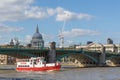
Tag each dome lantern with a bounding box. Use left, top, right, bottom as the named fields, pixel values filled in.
left=36, top=24, right=39, bottom=33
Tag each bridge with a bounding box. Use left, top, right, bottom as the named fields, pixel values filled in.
left=0, top=43, right=120, bottom=67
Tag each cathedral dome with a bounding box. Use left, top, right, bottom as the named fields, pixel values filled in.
left=32, top=33, right=42, bottom=39
left=32, top=26, right=43, bottom=39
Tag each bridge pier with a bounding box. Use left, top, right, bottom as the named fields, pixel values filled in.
left=99, top=46, right=106, bottom=66
left=48, top=42, right=56, bottom=63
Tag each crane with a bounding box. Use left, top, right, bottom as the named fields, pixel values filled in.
left=58, top=18, right=66, bottom=48
left=58, top=12, right=69, bottom=48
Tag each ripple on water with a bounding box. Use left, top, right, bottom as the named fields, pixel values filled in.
left=0, top=77, right=34, bottom=80
left=0, top=67, right=120, bottom=80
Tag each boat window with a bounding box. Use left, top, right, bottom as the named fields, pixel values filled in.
left=26, top=60, right=29, bottom=62
left=34, top=61, right=36, bottom=64
left=18, top=59, right=29, bottom=62
left=19, top=65, right=29, bottom=67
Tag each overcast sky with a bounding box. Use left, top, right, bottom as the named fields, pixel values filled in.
left=0, top=0, right=120, bottom=46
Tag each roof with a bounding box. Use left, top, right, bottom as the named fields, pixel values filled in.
left=32, top=26, right=43, bottom=40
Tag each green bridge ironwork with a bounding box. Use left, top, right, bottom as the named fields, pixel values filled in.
left=0, top=47, right=120, bottom=65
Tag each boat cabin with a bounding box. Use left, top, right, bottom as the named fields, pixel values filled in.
left=17, top=57, right=46, bottom=68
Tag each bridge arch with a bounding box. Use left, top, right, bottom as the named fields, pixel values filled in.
left=56, top=52, right=99, bottom=63
left=106, top=55, right=120, bottom=66
left=106, top=55, right=120, bottom=60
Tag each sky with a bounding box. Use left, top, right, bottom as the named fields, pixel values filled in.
left=0, top=0, right=120, bottom=46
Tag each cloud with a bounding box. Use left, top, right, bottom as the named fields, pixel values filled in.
left=24, top=35, right=32, bottom=43
left=42, top=33, right=55, bottom=40
left=60, top=28, right=100, bottom=37
left=0, top=36, right=3, bottom=39
left=0, top=0, right=94, bottom=22
left=55, top=9, right=94, bottom=21
left=0, top=0, right=34, bottom=21
left=0, top=24, right=24, bottom=33
left=24, top=7, right=48, bottom=19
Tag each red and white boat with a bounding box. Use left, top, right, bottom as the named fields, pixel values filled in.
left=16, top=57, right=61, bottom=71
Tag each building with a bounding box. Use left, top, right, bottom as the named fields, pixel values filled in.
left=0, top=39, right=16, bottom=65
left=10, top=39, right=14, bottom=46
left=0, top=43, right=16, bottom=64
left=31, top=25, right=44, bottom=48
left=0, top=54, right=16, bottom=65
left=107, top=38, right=113, bottom=44
left=76, top=42, right=120, bottom=53
left=76, top=38, right=120, bottom=53
left=0, top=55, right=7, bottom=64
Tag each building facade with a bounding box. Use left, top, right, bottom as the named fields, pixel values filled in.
left=0, top=54, right=16, bottom=65
left=76, top=42, right=120, bottom=53
left=0, top=41, right=16, bottom=64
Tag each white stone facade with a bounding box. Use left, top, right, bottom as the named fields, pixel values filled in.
left=76, top=43, right=120, bottom=53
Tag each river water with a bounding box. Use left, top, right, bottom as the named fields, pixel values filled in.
left=0, top=67, right=120, bottom=80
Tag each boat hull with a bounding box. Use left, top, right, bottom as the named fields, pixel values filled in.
left=16, top=65, right=61, bottom=71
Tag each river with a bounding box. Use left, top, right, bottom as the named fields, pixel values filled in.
left=0, top=67, right=120, bottom=80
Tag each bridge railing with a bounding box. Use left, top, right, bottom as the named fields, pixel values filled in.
left=0, top=46, right=119, bottom=55
left=56, top=47, right=77, bottom=50
left=0, top=46, right=49, bottom=50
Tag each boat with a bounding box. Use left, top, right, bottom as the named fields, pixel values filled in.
left=16, top=57, right=61, bottom=71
